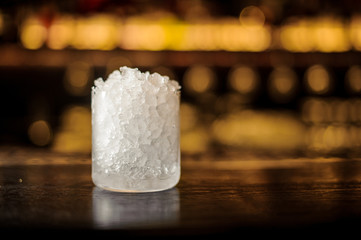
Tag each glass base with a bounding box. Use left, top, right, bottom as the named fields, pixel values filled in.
left=92, top=170, right=180, bottom=193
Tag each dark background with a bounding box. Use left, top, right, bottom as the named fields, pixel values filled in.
left=0, top=0, right=361, bottom=157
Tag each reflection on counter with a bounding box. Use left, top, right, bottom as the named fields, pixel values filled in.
left=92, top=187, right=179, bottom=229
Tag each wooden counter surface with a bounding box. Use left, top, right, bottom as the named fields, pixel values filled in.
left=1, top=146, right=361, bottom=237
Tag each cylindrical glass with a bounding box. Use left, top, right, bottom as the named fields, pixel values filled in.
left=91, top=67, right=181, bottom=192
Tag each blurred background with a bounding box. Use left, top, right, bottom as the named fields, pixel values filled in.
left=1, top=0, right=361, bottom=158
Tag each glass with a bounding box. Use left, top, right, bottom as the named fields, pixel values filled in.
left=91, top=67, right=181, bottom=192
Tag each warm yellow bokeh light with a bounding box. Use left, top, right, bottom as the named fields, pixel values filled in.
left=139, top=24, right=166, bottom=51
left=280, top=17, right=350, bottom=52
left=181, top=127, right=210, bottom=154
left=52, top=106, right=91, bottom=153
left=323, top=125, right=349, bottom=149
left=64, top=61, right=92, bottom=96
left=239, top=6, right=265, bottom=27
left=28, top=120, right=52, bottom=146
left=18, top=13, right=274, bottom=52
left=218, top=23, right=270, bottom=52
left=229, top=66, right=258, bottom=94
left=211, top=110, right=306, bottom=151
left=273, top=76, right=293, bottom=94
left=350, top=15, right=361, bottom=51
left=180, top=103, right=198, bottom=131
left=69, top=70, right=88, bottom=88
left=313, top=18, right=350, bottom=52
left=183, top=66, right=216, bottom=94
left=332, top=100, right=349, bottom=123
left=280, top=21, right=314, bottom=52
left=346, top=66, right=361, bottom=93
left=350, top=126, right=361, bottom=147
left=71, top=14, right=117, bottom=50
left=182, top=24, right=219, bottom=51
left=350, top=99, right=361, bottom=122
left=19, top=12, right=361, bottom=52
left=179, top=102, right=210, bottom=154
left=47, top=16, right=74, bottom=50
left=268, top=66, right=297, bottom=102
left=302, top=98, right=331, bottom=123
left=20, top=17, right=47, bottom=50
left=121, top=22, right=166, bottom=50
left=305, top=65, right=331, bottom=94
left=308, top=125, right=349, bottom=152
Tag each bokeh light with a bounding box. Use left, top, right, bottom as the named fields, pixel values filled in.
left=47, top=15, right=74, bottom=50
left=64, top=61, right=93, bottom=96
left=332, top=99, right=349, bottom=123
left=346, top=65, right=361, bottom=93
left=313, top=17, right=350, bottom=52
left=350, top=99, right=361, bottom=122
left=28, top=120, right=52, bottom=146
left=211, top=110, right=306, bottom=151
left=71, top=14, right=118, bottom=50
left=180, top=103, right=210, bottom=154
left=268, top=66, right=298, bottom=103
left=239, top=6, right=265, bottom=27
left=280, top=19, right=314, bottom=52
left=307, top=125, right=349, bottom=153
left=20, top=16, right=47, bottom=50
left=228, top=65, right=259, bottom=96
left=305, top=65, right=332, bottom=94
left=183, top=65, right=216, bottom=94
left=302, top=98, right=332, bottom=123
left=52, top=105, right=91, bottom=153
left=280, top=16, right=350, bottom=52
left=350, top=15, right=361, bottom=51
left=3, top=0, right=361, bottom=158
left=121, top=20, right=167, bottom=51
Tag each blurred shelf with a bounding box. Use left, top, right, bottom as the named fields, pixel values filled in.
left=1, top=44, right=361, bottom=68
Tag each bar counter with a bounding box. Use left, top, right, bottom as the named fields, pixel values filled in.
left=1, top=146, right=361, bottom=237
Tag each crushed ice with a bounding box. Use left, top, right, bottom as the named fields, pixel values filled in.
left=92, top=66, right=180, bottom=181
